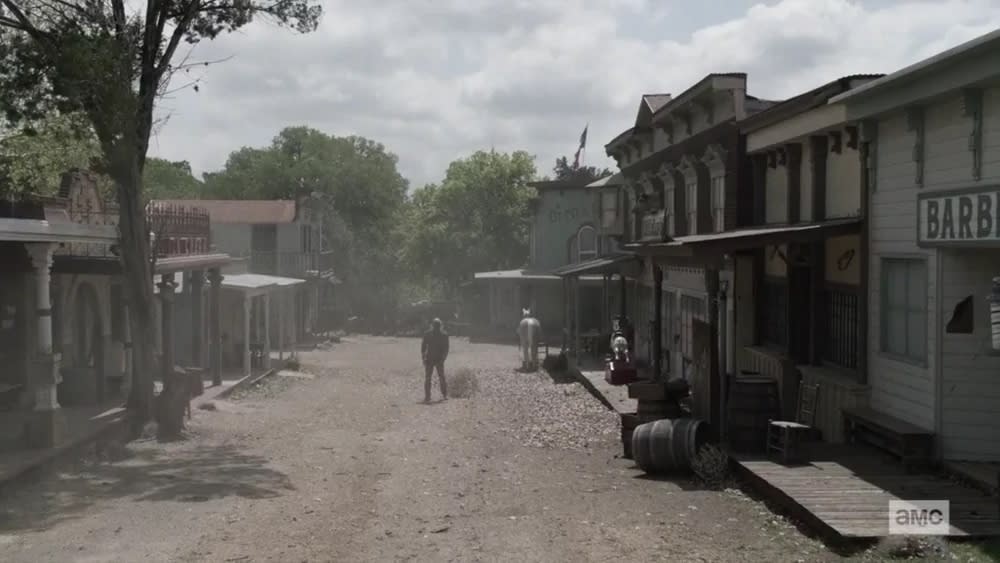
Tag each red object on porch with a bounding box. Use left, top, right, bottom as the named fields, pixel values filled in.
left=605, top=358, right=637, bottom=386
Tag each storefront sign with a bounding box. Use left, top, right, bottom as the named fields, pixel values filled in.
left=918, top=187, right=1000, bottom=245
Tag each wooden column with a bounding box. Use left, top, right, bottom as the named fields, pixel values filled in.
left=242, top=293, right=251, bottom=378
left=619, top=274, right=627, bottom=318
left=706, top=268, right=722, bottom=436
left=190, top=270, right=204, bottom=369
left=652, top=264, right=663, bottom=380
left=786, top=143, right=803, bottom=224
left=263, top=292, right=271, bottom=370
left=157, top=273, right=177, bottom=387
left=562, top=277, right=569, bottom=350
left=207, top=268, right=223, bottom=386
left=573, top=276, right=581, bottom=359
left=278, top=290, right=285, bottom=362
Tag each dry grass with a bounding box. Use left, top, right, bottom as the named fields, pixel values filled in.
left=447, top=367, right=480, bottom=398
left=691, top=444, right=734, bottom=490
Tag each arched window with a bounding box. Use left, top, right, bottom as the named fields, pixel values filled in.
left=577, top=225, right=598, bottom=262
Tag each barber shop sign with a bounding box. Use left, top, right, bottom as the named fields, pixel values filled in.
left=918, top=186, right=1000, bottom=246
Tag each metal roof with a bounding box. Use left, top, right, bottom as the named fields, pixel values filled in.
left=222, top=273, right=306, bottom=290
left=551, top=253, right=638, bottom=277
left=829, top=28, right=1000, bottom=105
left=586, top=172, right=624, bottom=188
left=152, top=199, right=298, bottom=224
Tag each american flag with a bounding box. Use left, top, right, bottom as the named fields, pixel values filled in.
left=573, top=124, right=588, bottom=168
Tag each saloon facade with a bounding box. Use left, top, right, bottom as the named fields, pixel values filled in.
left=832, top=29, right=1000, bottom=461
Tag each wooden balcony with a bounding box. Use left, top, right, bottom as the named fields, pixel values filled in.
left=147, top=202, right=211, bottom=259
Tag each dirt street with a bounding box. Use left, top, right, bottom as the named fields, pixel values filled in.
left=0, top=337, right=830, bottom=562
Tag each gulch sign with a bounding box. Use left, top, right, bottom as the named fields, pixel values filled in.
left=918, top=187, right=1000, bottom=245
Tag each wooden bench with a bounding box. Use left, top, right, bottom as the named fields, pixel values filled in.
left=842, top=406, right=934, bottom=471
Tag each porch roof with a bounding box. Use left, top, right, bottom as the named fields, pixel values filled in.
left=473, top=269, right=560, bottom=281
left=551, top=253, right=639, bottom=277
left=626, top=218, right=861, bottom=258
left=155, top=253, right=232, bottom=274
left=222, top=273, right=306, bottom=293
left=0, top=218, right=117, bottom=244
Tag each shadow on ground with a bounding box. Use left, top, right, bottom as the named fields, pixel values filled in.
left=0, top=441, right=294, bottom=533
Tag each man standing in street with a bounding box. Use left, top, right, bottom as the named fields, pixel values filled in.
left=421, top=318, right=449, bottom=403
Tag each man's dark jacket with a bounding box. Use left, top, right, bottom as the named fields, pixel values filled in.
left=422, top=328, right=449, bottom=365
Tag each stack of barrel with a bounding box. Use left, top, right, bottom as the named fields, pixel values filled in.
left=619, top=378, right=708, bottom=475
left=725, top=372, right=781, bottom=454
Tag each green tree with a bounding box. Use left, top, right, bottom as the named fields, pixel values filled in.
left=552, top=155, right=612, bottom=184
left=202, top=126, right=410, bottom=324
left=402, top=150, right=537, bottom=295
left=0, top=0, right=321, bottom=437
left=143, top=158, right=203, bottom=199
left=0, top=112, right=106, bottom=197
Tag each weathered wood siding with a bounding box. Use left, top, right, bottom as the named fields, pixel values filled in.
left=868, top=110, right=938, bottom=431
left=826, top=137, right=862, bottom=218
left=939, top=250, right=1000, bottom=460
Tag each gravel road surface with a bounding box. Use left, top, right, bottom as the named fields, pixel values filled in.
left=0, top=336, right=832, bottom=562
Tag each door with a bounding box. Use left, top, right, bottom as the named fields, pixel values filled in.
left=251, top=224, right=278, bottom=274
left=788, top=263, right=812, bottom=364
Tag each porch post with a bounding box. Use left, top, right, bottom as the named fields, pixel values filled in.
left=25, top=243, right=61, bottom=447
left=190, top=270, right=204, bottom=369
left=207, top=268, right=223, bottom=386
left=561, top=277, right=569, bottom=350
left=242, top=293, right=252, bottom=378
left=652, top=264, right=663, bottom=380
left=706, top=268, right=722, bottom=437
left=619, top=274, right=627, bottom=318
left=263, top=291, right=271, bottom=370
left=157, top=273, right=177, bottom=386
left=290, top=291, right=298, bottom=360
left=573, top=276, right=581, bottom=360
left=278, top=290, right=285, bottom=361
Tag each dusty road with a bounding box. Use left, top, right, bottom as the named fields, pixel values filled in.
left=0, top=337, right=829, bottom=562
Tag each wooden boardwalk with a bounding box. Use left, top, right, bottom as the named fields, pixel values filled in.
left=733, top=445, right=1000, bottom=539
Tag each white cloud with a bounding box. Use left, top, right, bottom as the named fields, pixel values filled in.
left=148, top=0, right=1000, bottom=188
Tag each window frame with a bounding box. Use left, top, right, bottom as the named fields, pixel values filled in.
left=685, top=181, right=698, bottom=235
left=710, top=175, right=725, bottom=232
left=577, top=225, right=598, bottom=263
left=879, top=257, right=928, bottom=365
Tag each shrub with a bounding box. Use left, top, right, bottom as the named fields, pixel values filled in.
left=447, top=367, right=479, bottom=398
left=691, top=443, right=732, bottom=489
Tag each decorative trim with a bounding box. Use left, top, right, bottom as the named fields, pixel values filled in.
left=658, top=122, right=674, bottom=145
left=829, top=131, right=843, bottom=154
left=701, top=143, right=728, bottom=173
left=961, top=88, right=983, bottom=180
left=906, top=106, right=925, bottom=186
left=859, top=120, right=878, bottom=192
left=678, top=154, right=699, bottom=181
left=845, top=126, right=859, bottom=150
left=696, top=98, right=715, bottom=126
left=776, top=147, right=787, bottom=167
left=677, top=112, right=693, bottom=136
left=767, top=151, right=777, bottom=169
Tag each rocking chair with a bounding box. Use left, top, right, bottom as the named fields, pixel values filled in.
left=766, top=382, right=820, bottom=464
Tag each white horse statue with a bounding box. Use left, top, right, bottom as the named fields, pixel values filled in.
left=517, top=308, right=541, bottom=371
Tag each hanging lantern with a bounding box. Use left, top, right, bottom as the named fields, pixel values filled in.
left=990, top=277, right=1000, bottom=351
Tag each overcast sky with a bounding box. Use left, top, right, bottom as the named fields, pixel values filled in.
left=147, top=0, right=1000, bottom=189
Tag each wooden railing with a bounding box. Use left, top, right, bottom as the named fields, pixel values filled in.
left=737, top=346, right=799, bottom=420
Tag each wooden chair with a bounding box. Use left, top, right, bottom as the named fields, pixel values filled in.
left=767, top=382, right=819, bottom=464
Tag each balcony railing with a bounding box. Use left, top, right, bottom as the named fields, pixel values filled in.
left=147, top=202, right=211, bottom=259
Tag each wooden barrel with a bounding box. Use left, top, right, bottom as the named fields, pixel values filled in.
left=620, top=412, right=664, bottom=460
left=726, top=376, right=780, bottom=453
left=631, top=418, right=709, bottom=474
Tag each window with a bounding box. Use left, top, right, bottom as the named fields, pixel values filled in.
left=711, top=175, right=725, bottom=232
left=881, top=258, right=927, bottom=362
left=577, top=225, right=598, bottom=262
left=600, top=191, right=618, bottom=229
left=664, top=184, right=675, bottom=237
left=823, top=287, right=859, bottom=369
left=685, top=181, right=698, bottom=235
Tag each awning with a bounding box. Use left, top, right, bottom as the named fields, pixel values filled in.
left=222, top=273, right=307, bottom=295
left=627, top=218, right=862, bottom=258
left=0, top=217, right=117, bottom=244
left=551, top=253, right=639, bottom=277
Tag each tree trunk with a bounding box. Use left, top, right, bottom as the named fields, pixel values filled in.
left=115, top=167, right=156, bottom=436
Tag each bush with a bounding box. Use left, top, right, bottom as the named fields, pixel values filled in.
left=447, top=367, right=479, bottom=398
left=691, top=443, right=732, bottom=489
